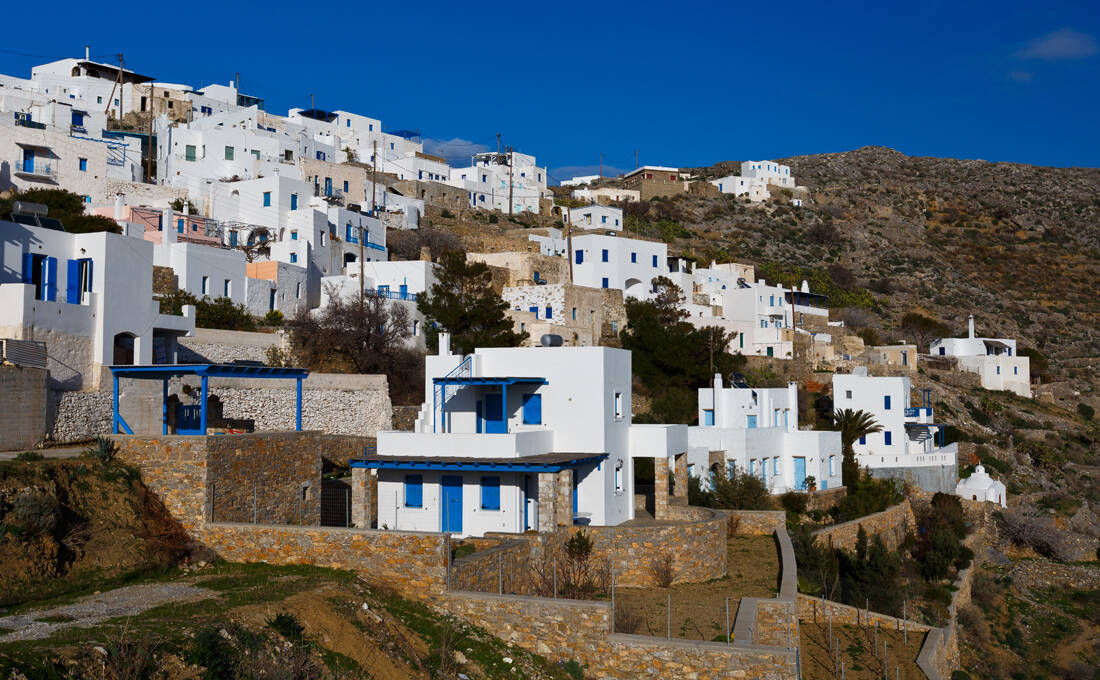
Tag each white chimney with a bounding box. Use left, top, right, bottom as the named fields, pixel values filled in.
left=162, top=208, right=176, bottom=245
left=438, top=332, right=452, bottom=357
left=85, top=45, right=90, bottom=60
left=113, top=193, right=124, bottom=220
left=968, top=315, right=975, bottom=339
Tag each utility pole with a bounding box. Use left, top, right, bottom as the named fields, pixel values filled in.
left=566, top=219, right=574, bottom=283
left=146, top=84, right=154, bottom=183
left=310, top=93, right=314, bottom=110
left=507, top=146, right=514, bottom=217
left=104, top=53, right=123, bottom=117
left=371, top=140, right=378, bottom=214
left=634, top=148, right=639, bottom=170
left=496, top=133, right=501, bottom=157
left=598, top=153, right=603, bottom=183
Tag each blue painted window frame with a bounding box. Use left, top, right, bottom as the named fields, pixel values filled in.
left=404, top=474, right=423, bottom=507
left=480, top=476, right=500, bottom=510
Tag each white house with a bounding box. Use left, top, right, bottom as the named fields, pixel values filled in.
left=319, top=260, right=438, bottom=347
left=930, top=316, right=1030, bottom=398
left=832, top=369, right=958, bottom=493
left=364, top=337, right=642, bottom=537
left=709, top=161, right=799, bottom=204
left=0, top=219, right=193, bottom=390
left=153, top=230, right=248, bottom=305
left=527, top=231, right=669, bottom=301
left=690, top=375, right=842, bottom=493
left=956, top=465, right=1007, bottom=508
left=448, top=150, right=547, bottom=214
left=569, top=204, right=623, bottom=231
left=571, top=187, right=640, bottom=204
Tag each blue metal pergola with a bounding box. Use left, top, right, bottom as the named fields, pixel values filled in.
left=108, top=364, right=310, bottom=436
left=348, top=452, right=607, bottom=473
left=432, top=375, right=547, bottom=433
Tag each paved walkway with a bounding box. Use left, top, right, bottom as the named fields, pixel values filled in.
left=0, top=583, right=213, bottom=642
left=0, top=446, right=85, bottom=461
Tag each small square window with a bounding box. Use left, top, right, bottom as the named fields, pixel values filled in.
left=78, top=158, right=87, bottom=172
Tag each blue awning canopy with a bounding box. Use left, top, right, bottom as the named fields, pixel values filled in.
left=109, top=363, right=310, bottom=436
left=432, top=376, right=547, bottom=387
left=350, top=452, right=607, bottom=473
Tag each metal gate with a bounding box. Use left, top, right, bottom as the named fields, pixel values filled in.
left=320, top=479, right=352, bottom=527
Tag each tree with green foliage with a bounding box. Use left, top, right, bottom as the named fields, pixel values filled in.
left=621, top=277, right=744, bottom=423
left=0, top=188, right=120, bottom=234
left=832, top=474, right=904, bottom=523
left=690, top=468, right=774, bottom=510
left=158, top=290, right=256, bottom=332
left=831, top=408, right=882, bottom=486
left=416, top=250, right=527, bottom=355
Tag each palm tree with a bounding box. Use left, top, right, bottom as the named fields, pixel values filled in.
left=831, top=409, right=882, bottom=486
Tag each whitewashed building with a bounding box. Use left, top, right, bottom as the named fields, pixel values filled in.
left=528, top=231, right=668, bottom=300
left=930, top=316, right=1031, bottom=398
left=710, top=161, right=800, bottom=203
left=569, top=204, right=623, bottom=231
left=363, top=337, right=647, bottom=537
left=690, top=375, right=842, bottom=493
left=571, top=186, right=640, bottom=204
left=832, top=369, right=958, bottom=493
left=448, top=150, right=548, bottom=214
left=956, top=465, right=1007, bottom=508
left=0, top=219, right=194, bottom=390
left=319, top=260, right=438, bottom=348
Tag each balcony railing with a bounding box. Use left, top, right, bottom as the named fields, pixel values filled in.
left=369, top=288, right=417, bottom=301
left=14, top=118, right=46, bottom=130
left=14, top=159, right=57, bottom=179
left=904, top=407, right=932, bottom=418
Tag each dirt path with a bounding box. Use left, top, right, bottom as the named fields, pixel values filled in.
left=0, top=582, right=213, bottom=642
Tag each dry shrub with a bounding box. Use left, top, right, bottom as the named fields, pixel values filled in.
left=615, top=604, right=644, bottom=635
left=650, top=552, right=676, bottom=588
left=726, top=514, right=742, bottom=538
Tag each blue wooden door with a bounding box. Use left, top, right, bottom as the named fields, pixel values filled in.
left=178, top=405, right=203, bottom=434
left=484, top=393, right=506, bottom=434
left=324, top=177, right=333, bottom=196
left=441, top=476, right=463, bottom=533
left=22, top=149, right=34, bottom=173
left=794, top=457, right=807, bottom=490
left=399, top=284, right=408, bottom=299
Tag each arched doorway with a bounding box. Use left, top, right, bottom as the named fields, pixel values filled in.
left=113, top=333, right=136, bottom=365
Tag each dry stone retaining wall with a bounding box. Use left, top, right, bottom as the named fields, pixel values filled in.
left=46, top=390, right=113, bottom=444
left=203, top=522, right=450, bottom=597
left=811, top=500, right=916, bottom=551
left=727, top=510, right=787, bottom=535
left=438, top=592, right=798, bottom=679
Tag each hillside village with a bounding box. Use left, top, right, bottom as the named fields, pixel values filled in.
left=0, top=52, right=1097, bottom=680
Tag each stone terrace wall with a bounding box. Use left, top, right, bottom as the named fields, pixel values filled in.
left=812, top=500, right=916, bottom=552
left=728, top=510, right=787, bottom=535
left=48, top=389, right=113, bottom=444
left=796, top=595, right=933, bottom=633
left=211, top=373, right=392, bottom=437
left=737, top=529, right=800, bottom=651
left=112, top=435, right=209, bottom=532
left=455, top=505, right=729, bottom=592
left=438, top=592, right=798, bottom=680
left=202, top=522, right=450, bottom=598
left=206, top=432, right=322, bottom=526
left=177, top=328, right=281, bottom=364
left=806, top=486, right=847, bottom=512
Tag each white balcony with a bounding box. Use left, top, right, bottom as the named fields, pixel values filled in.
left=378, top=428, right=554, bottom=460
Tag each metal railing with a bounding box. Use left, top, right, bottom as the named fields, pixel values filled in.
left=903, top=407, right=932, bottom=418
left=368, top=288, right=417, bottom=301
left=14, top=159, right=57, bottom=179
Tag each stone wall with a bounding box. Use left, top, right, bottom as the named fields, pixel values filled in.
left=152, top=266, right=177, bottom=295
left=177, top=328, right=282, bottom=364
left=112, top=435, right=210, bottom=531
left=47, top=389, right=113, bottom=444
left=211, top=372, right=392, bottom=437
left=796, top=594, right=933, bottom=633
left=0, top=365, right=47, bottom=450
left=438, top=592, right=798, bottom=679
left=206, top=432, right=322, bottom=526
left=449, top=505, right=729, bottom=594
left=727, top=510, right=787, bottom=535
left=106, top=180, right=188, bottom=208
left=391, top=405, right=419, bottom=431
left=811, top=500, right=916, bottom=552
left=805, top=486, right=847, bottom=512
left=202, top=522, right=450, bottom=597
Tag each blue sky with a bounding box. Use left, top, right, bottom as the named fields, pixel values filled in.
left=3, top=1, right=1098, bottom=182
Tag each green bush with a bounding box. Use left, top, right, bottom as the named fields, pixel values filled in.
left=82, top=436, right=118, bottom=465
left=10, top=492, right=60, bottom=537
left=1078, top=402, right=1095, bottom=421
left=488, top=214, right=499, bottom=224
left=266, top=611, right=305, bottom=642
left=440, top=208, right=454, bottom=219
left=780, top=492, right=808, bottom=515
left=14, top=451, right=43, bottom=462
left=264, top=309, right=284, bottom=326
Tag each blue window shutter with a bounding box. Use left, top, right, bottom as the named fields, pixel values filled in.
left=481, top=476, right=500, bottom=510
left=404, top=475, right=423, bottom=507
left=528, top=306, right=538, bottom=318
left=44, top=257, right=57, bottom=301
left=65, top=259, right=80, bottom=303
left=601, top=278, right=608, bottom=288
left=652, top=255, right=658, bottom=267
left=884, top=395, right=891, bottom=410
left=545, top=306, right=552, bottom=319
left=601, top=249, right=608, bottom=262
left=704, top=409, right=714, bottom=426
left=177, top=218, right=184, bottom=233
left=884, top=432, right=893, bottom=446
left=575, top=250, right=583, bottom=265
left=523, top=394, right=542, bottom=425
left=859, top=435, right=866, bottom=445
left=21, top=253, right=34, bottom=284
